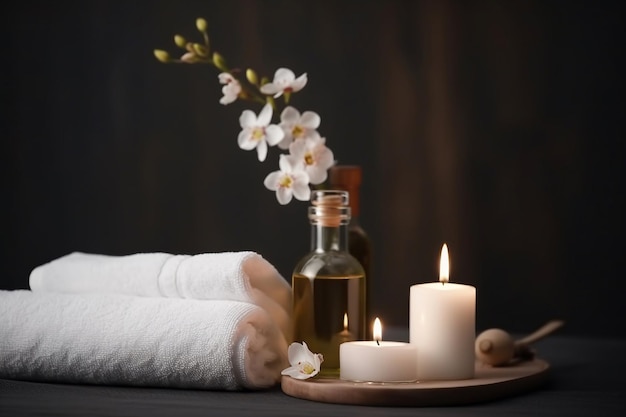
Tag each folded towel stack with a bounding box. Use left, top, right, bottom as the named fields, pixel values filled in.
left=0, top=251, right=292, bottom=390
left=29, top=251, right=292, bottom=342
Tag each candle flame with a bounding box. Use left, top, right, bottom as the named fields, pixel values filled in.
left=373, top=317, right=382, bottom=343
left=439, top=243, right=450, bottom=284
left=343, top=313, right=348, bottom=330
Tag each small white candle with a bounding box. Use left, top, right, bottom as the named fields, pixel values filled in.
left=340, top=318, right=418, bottom=382
left=331, top=313, right=354, bottom=346
left=410, top=244, right=476, bottom=380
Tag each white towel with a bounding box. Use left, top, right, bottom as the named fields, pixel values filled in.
left=0, top=290, right=288, bottom=390
left=29, top=251, right=292, bottom=342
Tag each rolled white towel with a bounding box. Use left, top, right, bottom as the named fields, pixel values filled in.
left=0, top=290, right=288, bottom=390
left=29, top=251, right=292, bottom=342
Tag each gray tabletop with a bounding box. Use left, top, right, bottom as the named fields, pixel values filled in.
left=1, top=335, right=624, bottom=417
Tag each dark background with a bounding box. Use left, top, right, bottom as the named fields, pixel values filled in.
left=3, top=0, right=624, bottom=338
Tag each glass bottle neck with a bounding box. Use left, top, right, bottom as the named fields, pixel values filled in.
left=348, top=215, right=361, bottom=228
left=311, top=223, right=349, bottom=252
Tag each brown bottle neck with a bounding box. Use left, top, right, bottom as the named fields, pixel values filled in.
left=329, top=165, right=362, bottom=218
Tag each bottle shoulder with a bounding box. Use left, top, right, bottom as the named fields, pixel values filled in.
left=293, top=250, right=365, bottom=278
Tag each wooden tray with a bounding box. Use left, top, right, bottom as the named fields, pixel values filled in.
left=281, top=358, right=549, bottom=407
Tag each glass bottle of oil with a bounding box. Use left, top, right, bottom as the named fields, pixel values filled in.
left=292, top=190, right=366, bottom=375
left=329, top=165, right=373, bottom=339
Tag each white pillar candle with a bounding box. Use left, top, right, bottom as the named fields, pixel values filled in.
left=340, top=318, right=417, bottom=382
left=410, top=244, right=476, bottom=380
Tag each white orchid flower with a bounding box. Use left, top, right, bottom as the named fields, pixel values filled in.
left=218, top=72, right=241, bottom=105
left=278, top=106, right=321, bottom=150
left=260, top=68, right=308, bottom=98
left=281, top=341, right=324, bottom=380
left=289, top=137, right=335, bottom=185
left=264, top=154, right=310, bottom=205
left=238, top=104, right=284, bottom=162
left=218, top=72, right=234, bottom=84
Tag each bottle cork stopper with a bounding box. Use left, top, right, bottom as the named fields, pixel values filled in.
left=309, top=191, right=350, bottom=227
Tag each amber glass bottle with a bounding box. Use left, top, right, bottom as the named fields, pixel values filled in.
left=329, top=165, right=373, bottom=338
left=292, top=190, right=366, bottom=375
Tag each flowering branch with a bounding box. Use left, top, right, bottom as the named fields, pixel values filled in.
left=154, top=17, right=335, bottom=205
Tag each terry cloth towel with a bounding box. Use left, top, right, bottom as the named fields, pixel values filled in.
left=0, top=290, right=288, bottom=390
left=29, top=251, right=292, bottom=342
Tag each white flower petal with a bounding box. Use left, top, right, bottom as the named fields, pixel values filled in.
left=288, top=341, right=310, bottom=364
left=304, top=134, right=324, bottom=147
left=313, top=353, right=324, bottom=369
left=219, top=95, right=235, bottom=105
left=223, top=82, right=241, bottom=96
left=274, top=68, right=296, bottom=83
left=280, top=106, right=301, bottom=124
left=277, top=187, right=293, bottom=205
left=265, top=125, right=285, bottom=146
left=292, top=169, right=310, bottom=183
left=291, top=73, right=308, bottom=92
left=288, top=155, right=307, bottom=172
left=263, top=171, right=281, bottom=191
left=239, top=110, right=257, bottom=128
left=218, top=72, right=233, bottom=84
left=280, top=154, right=305, bottom=173
left=307, top=167, right=327, bottom=185
left=281, top=366, right=303, bottom=378
left=316, top=147, right=335, bottom=169
left=276, top=133, right=293, bottom=150
left=220, top=82, right=240, bottom=105
left=257, top=104, right=273, bottom=126
left=260, top=83, right=280, bottom=95
left=299, top=111, right=320, bottom=129
left=288, top=138, right=307, bottom=158
left=303, top=130, right=321, bottom=143
left=238, top=130, right=256, bottom=150
left=292, top=182, right=311, bottom=201
left=256, top=140, right=268, bottom=162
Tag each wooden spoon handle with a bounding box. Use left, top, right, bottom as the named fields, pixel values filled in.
left=515, top=319, right=564, bottom=347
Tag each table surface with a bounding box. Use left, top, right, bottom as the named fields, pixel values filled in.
left=1, top=335, right=625, bottom=417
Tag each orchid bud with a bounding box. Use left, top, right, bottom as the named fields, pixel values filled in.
left=246, top=68, right=258, bottom=85
left=196, top=18, right=208, bottom=32
left=153, top=49, right=171, bottom=63
left=212, top=52, right=227, bottom=71
left=180, top=52, right=198, bottom=63
left=174, top=35, right=186, bottom=48
left=192, top=43, right=208, bottom=57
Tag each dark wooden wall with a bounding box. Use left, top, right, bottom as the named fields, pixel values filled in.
left=3, top=0, right=624, bottom=337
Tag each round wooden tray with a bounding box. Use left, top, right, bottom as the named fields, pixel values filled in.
left=281, top=359, right=549, bottom=406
